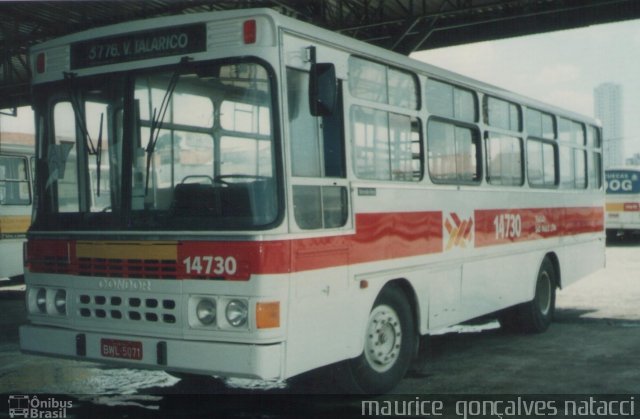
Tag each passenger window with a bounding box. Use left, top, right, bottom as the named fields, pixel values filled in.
left=348, top=56, right=418, bottom=109
left=485, top=133, right=523, bottom=186
left=586, top=125, right=601, bottom=148
left=485, top=96, right=521, bottom=132
left=526, top=108, right=555, bottom=139
left=559, top=145, right=587, bottom=189
left=590, top=151, right=602, bottom=189
left=558, top=118, right=585, bottom=146
left=351, top=106, right=422, bottom=181
left=527, top=139, right=556, bottom=187
left=426, top=79, right=476, bottom=123
left=427, top=119, right=480, bottom=183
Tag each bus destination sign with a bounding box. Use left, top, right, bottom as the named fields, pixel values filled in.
left=71, top=23, right=206, bottom=69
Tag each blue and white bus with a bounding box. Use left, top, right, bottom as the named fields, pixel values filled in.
left=605, top=167, right=640, bottom=238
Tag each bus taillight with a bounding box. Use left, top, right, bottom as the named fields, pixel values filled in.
left=243, top=19, right=256, bottom=44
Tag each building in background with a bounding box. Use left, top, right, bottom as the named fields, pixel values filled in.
left=594, top=83, right=624, bottom=168
left=626, top=153, right=640, bottom=166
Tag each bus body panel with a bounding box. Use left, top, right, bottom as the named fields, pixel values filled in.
left=20, top=324, right=284, bottom=380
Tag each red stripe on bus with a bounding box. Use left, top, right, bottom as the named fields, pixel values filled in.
left=177, top=211, right=443, bottom=277
left=26, top=207, right=601, bottom=279
left=475, top=206, right=603, bottom=247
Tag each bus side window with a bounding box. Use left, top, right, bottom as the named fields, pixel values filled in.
left=527, top=138, right=557, bottom=188
left=485, top=133, right=524, bottom=186
left=427, top=119, right=480, bottom=184
left=351, top=106, right=421, bottom=181
left=0, top=155, right=31, bottom=205
left=587, top=126, right=602, bottom=189
left=558, top=118, right=587, bottom=190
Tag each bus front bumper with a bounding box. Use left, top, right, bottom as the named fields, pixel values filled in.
left=19, top=324, right=283, bottom=380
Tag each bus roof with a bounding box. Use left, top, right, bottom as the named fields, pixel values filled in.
left=31, top=7, right=599, bottom=126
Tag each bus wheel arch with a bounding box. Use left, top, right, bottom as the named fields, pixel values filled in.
left=338, top=280, right=418, bottom=394
left=386, top=278, right=420, bottom=342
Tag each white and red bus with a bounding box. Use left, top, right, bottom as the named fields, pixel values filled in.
left=20, top=8, right=604, bottom=393
left=605, top=167, right=640, bottom=238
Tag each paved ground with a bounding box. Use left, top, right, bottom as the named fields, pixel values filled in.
left=1, top=240, right=639, bottom=417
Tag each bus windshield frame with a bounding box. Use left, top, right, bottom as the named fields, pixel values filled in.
left=31, top=58, right=283, bottom=233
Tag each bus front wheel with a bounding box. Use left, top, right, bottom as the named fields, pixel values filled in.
left=338, top=285, right=416, bottom=394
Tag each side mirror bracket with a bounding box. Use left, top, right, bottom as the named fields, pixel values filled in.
left=307, top=46, right=337, bottom=117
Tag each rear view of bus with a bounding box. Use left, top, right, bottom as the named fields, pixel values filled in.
left=605, top=168, right=640, bottom=238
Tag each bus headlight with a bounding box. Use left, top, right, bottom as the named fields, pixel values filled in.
left=196, top=298, right=217, bottom=326
left=225, top=299, right=248, bottom=328
left=36, top=288, right=47, bottom=314
left=54, top=289, right=67, bottom=315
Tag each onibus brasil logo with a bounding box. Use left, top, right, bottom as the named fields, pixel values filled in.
left=8, top=395, right=72, bottom=418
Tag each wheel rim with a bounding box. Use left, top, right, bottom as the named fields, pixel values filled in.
left=364, top=304, right=402, bottom=373
left=536, top=271, right=552, bottom=316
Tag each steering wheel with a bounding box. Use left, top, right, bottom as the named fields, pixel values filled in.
left=180, top=175, right=215, bottom=184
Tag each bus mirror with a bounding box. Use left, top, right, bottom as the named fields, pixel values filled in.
left=309, top=63, right=337, bottom=117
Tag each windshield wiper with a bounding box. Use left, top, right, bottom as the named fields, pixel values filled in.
left=95, top=112, right=104, bottom=196
left=63, top=72, right=104, bottom=197
left=144, top=56, right=191, bottom=194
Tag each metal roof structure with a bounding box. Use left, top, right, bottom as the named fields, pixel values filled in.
left=1, top=0, right=639, bottom=110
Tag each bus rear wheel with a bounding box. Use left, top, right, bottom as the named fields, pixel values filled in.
left=338, top=285, right=416, bottom=394
left=499, top=258, right=556, bottom=334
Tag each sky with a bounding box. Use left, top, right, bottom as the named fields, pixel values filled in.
left=411, top=19, right=640, bottom=157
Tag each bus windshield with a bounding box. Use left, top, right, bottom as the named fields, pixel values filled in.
left=34, top=60, right=280, bottom=232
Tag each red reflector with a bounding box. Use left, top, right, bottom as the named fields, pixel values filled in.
left=36, top=52, right=46, bottom=74
left=243, top=19, right=257, bottom=44
left=23, top=241, right=29, bottom=269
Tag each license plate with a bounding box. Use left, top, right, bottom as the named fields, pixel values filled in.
left=101, top=338, right=143, bottom=361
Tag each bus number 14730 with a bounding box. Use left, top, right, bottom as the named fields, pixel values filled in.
left=182, top=255, right=237, bottom=276
left=494, top=213, right=522, bottom=240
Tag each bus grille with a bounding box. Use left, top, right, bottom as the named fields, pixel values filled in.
left=77, top=293, right=178, bottom=324
left=29, top=256, right=72, bottom=274
left=29, top=258, right=179, bottom=279
left=77, top=258, right=178, bottom=279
